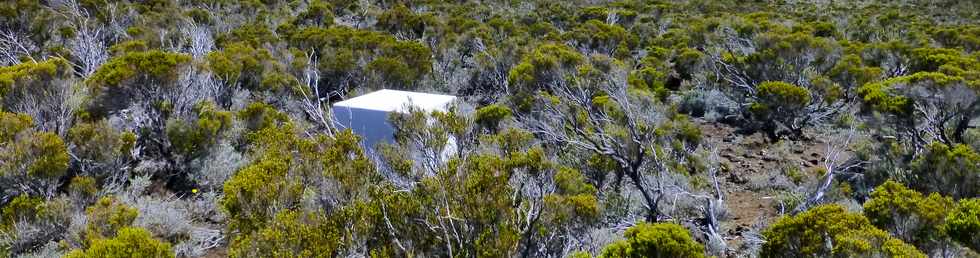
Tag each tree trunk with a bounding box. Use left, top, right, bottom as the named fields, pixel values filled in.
left=627, top=170, right=660, bottom=222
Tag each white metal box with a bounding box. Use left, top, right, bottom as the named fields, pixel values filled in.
left=332, top=89, right=457, bottom=150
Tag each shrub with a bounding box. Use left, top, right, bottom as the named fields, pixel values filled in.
left=599, top=223, right=705, bottom=258
left=750, top=81, right=812, bottom=137
left=863, top=180, right=954, bottom=251
left=88, top=50, right=191, bottom=88
left=909, top=142, right=980, bottom=199
left=68, top=121, right=133, bottom=176
left=166, top=101, right=232, bottom=159
left=132, top=196, right=193, bottom=244
left=294, top=0, right=334, bottom=27
left=474, top=104, right=512, bottom=132
left=0, top=119, right=70, bottom=198
left=0, top=111, right=31, bottom=141
left=85, top=50, right=193, bottom=116
left=761, top=204, right=925, bottom=258
left=206, top=42, right=273, bottom=90
left=857, top=71, right=977, bottom=146
left=507, top=43, right=586, bottom=110
left=69, top=176, right=98, bottom=204
left=627, top=67, right=668, bottom=99
left=946, top=198, right=980, bottom=251
left=228, top=210, right=341, bottom=258
left=569, top=20, right=637, bottom=55
left=221, top=156, right=296, bottom=234
left=0, top=196, right=72, bottom=256
left=85, top=196, right=139, bottom=241
left=377, top=4, right=429, bottom=38
left=0, top=58, right=69, bottom=99
left=65, top=227, right=173, bottom=258
left=542, top=168, right=600, bottom=228
left=237, top=102, right=289, bottom=132
left=1, top=195, right=45, bottom=229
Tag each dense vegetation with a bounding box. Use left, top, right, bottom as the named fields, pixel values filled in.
left=1, top=0, right=979, bottom=257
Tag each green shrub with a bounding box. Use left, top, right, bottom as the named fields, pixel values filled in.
left=221, top=156, right=296, bottom=234
left=69, top=176, right=98, bottom=201
left=228, top=210, right=341, bottom=258
left=863, top=180, right=954, bottom=251
left=65, top=227, right=173, bottom=258
left=910, top=142, right=980, bottom=199
left=0, top=58, right=69, bottom=99
left=68, top=120, right=131, bottom=168
left=237, top=102, right=289, bottom=132
left=1, top=195, right=45, bottom=229
left=166, top=101, right=232, bottom=158
left=0, top=126, right=70, bottom=196
left=85, top=196, right=138, bottom=241
left=206, top=42, right=273, bottom=89
left=88, top=50, right=191, bottom=89
left=946, top=198, right=980, bottom=251
left=474, top=104, right=512, bottom=132
left=599, top=223, right=705, bottom=258
left=0, top=111, right=31, bottom=142
left=761, top=204, right=925, bottom=258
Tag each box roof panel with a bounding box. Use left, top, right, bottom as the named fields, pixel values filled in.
left=333, top=89, right=456, bottom=112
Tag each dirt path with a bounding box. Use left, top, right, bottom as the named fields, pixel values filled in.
left=696, top=120, right=833, bottom=256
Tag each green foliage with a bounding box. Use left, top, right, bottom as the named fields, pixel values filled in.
left=543, top=168, right=600, bottom=227
left=108, top=40, right=149, bottom=56
left=441, top=154, right=521, bottom=257
left=69, top=176, right=98, bottom=200
left=750, top=81, right=812, bottom=137
left=6, top=1, right=980, bottom=257
left=829, top=54, right=883, bottom=88
left=0, top=195, right=71, bottom=253
left=858, top=67, right=978, bottom=146
left=0, top=111, right=71, bottom=197
left=166, top=101, right=232, bottom=158
left=569, top=20, right=637, bottom=56
left=761, top=204, right=925, bottom=258
left=598, top=223, right=705, bottom=258
left=286, top=26, right=432, bottom=88
left=65, top=226, right=174, bottom=258
left=577, top=7, right=609, bottom=22
left=207, top=42, right=274, bottom=89
left=858, top=72, right=962, bottom=116
left=68, top=120, right=133, bottom=169
left=218, top=22, right=278, bottom=47
left=368, top=40, right=433, bottom=88
left=0, top=123, right=70, bottom=194
left=474, top=104, right=511, bottom=132
left=237, top=101, right=289, bottom=132
left=863, top=180, right=954, bottom=250
left=508, top=43, right=585, bottom=109
left=87, top=50, right=191, bottom=97
left=755, top=81, right=812, bottom=109
left=228, top=210, right=341, bottom=258
left=294, top=0, right=334, bottom=28
left=84, top=196, right=139, bottom=241
left=946, top=198, right=980, bottom=251
left=0, top=111, right=31, bottom=142
left=1, top=195, right=44, bottom=229
left=377, top=4, right=433, bottom=38
left=909, top=142, right=980, bottom=199
left=0, top=58, right=69, bottom=99
left=223, top=128, right=377, bottom=247
left=627, top=67, right=668, bottom=99
left=221, top=156, right=295, bottom=234
left=24, top=132, right=69, bottom=178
